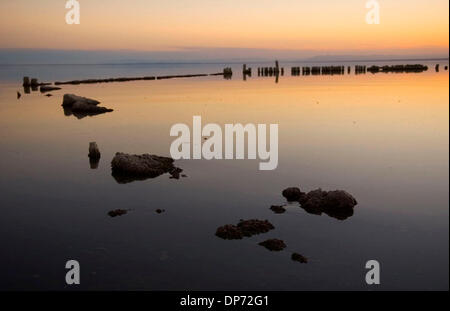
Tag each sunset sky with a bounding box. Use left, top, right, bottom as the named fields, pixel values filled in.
left=0, top=0, right=448, bottom=60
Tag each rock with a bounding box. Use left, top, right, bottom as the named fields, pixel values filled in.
left=291, top=253, right=308, bottom=263
left=168, top=167, right=183, bottom=179
left=108, top=209, right=127, bottom=217
left=88, top=142, right=101, bottom=160
left=215, top=219, right=274, bottom=240
left=270, top=205, right=286, bottom=214
left=62, top=94, right=100, bottom=107
left=282, top=187, right=305, bottom=201
left=23, top=77, right=30, bottom=87
left=156, top=209, right=165, bottom=214
left=45, top=94, right=53, bottom=97
left=62, top=94, right=112, bottom=119
left=300, top=188, right=357, bottom=220
left=17, top=91, right=21, bottom=99
left=237, top=219, right=275, bottom=237
left=40, top=86, right=61, bottom=93
left=215, top=225, right=243, bottom=240
left=258, top=239, right=286, bottom=251
left=111, top=153, right=181, bottom=183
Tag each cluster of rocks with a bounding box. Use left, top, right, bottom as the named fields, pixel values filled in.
left=62, top=94, right=113, bottom=119
left=111, top=152, right=185, bottom=183
left=281, top=187, right=357, bottom=220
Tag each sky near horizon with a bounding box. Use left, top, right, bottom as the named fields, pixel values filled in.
left=0, top=0, right=448, bottom=55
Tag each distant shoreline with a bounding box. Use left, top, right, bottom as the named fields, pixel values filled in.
left=0, top=57, right=448, bottom=67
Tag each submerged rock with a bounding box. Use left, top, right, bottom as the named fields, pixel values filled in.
left=216, top=219, right=275, bottom=240
left=108, top=209, right=128, bottom=217
left=270, top=205, right=286, bottom=214
left=258, top=239, right=286, bottom=251
left=282, top=187, right=305, bottom=202
left=291, top=253, right=308, bottom=263
left=62, top=94, right=112, bottom=119
left=111, top=152, right=181, bottom=183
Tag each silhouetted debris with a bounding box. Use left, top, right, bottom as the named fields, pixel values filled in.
left=282, top=187, right=305, bottom=202
left=62, top=94, right=113, bottom=119
left=291, top=253, right=308, bottom=263
left=111, top=153, right=181, bottom=183
left=108, top=209, right=128, bottom=217
left=259, top=239, right=286, bottom=251
left=40, top=86, right=61, bottom=93
left=270, top=205, right=286, bottom=214
left=17, top=91, right=21, bottom=99
left=216, top=219, right=275, bottom=240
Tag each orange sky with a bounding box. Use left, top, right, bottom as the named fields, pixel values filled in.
left=0, top=0, right=448, bottom=53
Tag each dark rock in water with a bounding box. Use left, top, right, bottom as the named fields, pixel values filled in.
left=156, top=209, right=165, bottom=214
left=181, top=174, right=187, bottom=178
left=237, top=219, right=275, bottom=237
left=301, top=188, right=357, bottom=220
left=40, top=86, right=61, bottom=93
left=291, top=252, right=308, bottom=263
left=62, top=94, right=100, bottom=107
left=62, top=94, right=112, bottom=119
left=45, top=94, right=53, bottom=97
left=111, top=152, right=181, bottom=183
left=270, top=205, right=286, bottom=214
left=169, top=167, right=183, bottom=179
left=216, top=219, right=274, bottom=240
left=258, top=239, right=286, bottom=251
left=17, top=91, right=21, bottom=99
left=108, top=209, right=127, bottom=217
left=216, top=225, right=243, bottom=240
left=88, top=142, right=101, bottom=160
left=282, top=187, right=305, bottom=202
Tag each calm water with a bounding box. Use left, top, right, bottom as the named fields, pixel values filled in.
left=0, top=61, right=448, bottom=290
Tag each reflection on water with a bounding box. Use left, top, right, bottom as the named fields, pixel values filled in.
left=0, top=61, right=448, bottom=290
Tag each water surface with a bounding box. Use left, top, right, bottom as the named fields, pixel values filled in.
left=0, top=61, right=448, bottom=290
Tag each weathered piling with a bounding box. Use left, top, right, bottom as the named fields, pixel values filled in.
left=355, top=65, right=366, bottom=74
